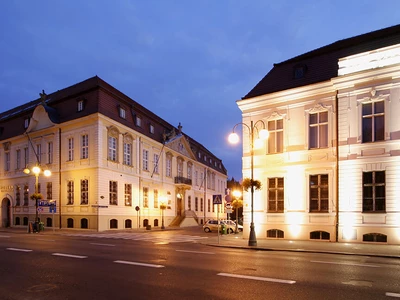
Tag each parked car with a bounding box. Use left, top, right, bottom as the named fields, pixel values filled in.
left=221, top=219, right=243, bottom=232
left=203, top=219, right=235, bottom=233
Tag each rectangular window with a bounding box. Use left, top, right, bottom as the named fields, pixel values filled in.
left=143, top=187, right=149, bottom=208
left=119, top=107, right=126, bottom=119
left=142, top=149, right=149, bottom=171
left=108, top=136, right=117, bottom=161
left=187, top=164, right=192, bottom=179
left=67, top=180, right=74, bottom=205
left=195, top=171, right=198, bottom=185
left=123, top=143, right=132, bottom=165
left=154, top=189, right=158, bottom=208
left=309, top=111, right=328, bottom=149
left=47, top=182, right=52, bottom=200
left=268, top=177, right=284, bottom=212
left=36, top=144, right=42, bottom=163
left=207, top=199, right=210, bottom=212
left=16, top=149, right=21, bottom=170
left=363, top=171, right=385, bottom=212
left=125, top=184, right=132, bottom=206
left=24, top=118, right=29, bottom=129
left=166, top=156, right=172, bottom=177
left=268, top=119, right=283, bottom=153
left=48, top=142, right=53, bottom=164
left=15, top=185, right=21, bottom=206
left=4, top=152, right=10, bottom=171
left=77, top=100, right=84, bottom=112
left=177, top=160, right=183, bottom=177
left=200, top=198, right=203, bottom=212
left=362, top=101, right=385, bottom=143
left=195, top=197, right=198, bottom=211
left=24, top=147, right=29, bottom=166
left=81, top=179, right=88, bottom=205
left=109, top=181, right=118, bottom=205
left=68, top=138, right=74, bottom=161
left=153, top=154, right=159, bottom=174
left=81, top=135, right=89, bottom=159
left=136, top=116, right=142, bottom=127
left=309, top=174, right=329, bottom=212
left=23, top=185, right=29, bottom=206
left=150, top=124, right=154, bottom=134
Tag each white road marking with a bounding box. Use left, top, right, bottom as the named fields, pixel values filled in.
left=0, top=235, right=10, bottom=238
left=37, top=239, right=56, bottom=242
left=52, top=253, right=88, bottom=259
left=90, top=243, right=115, bottom=247
left=6, top=248, right=33, bottom=252
left=114, top=260, right=164, bottom=268
left=311, top=260, right=380, bottom=268
left=176, top=249, right=215, bottom=255
left=217, top=273, right=296, bottom=284
left=386, top=292, right=400, bottom=298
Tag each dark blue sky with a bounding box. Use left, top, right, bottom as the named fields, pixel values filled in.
left=1, top=1, right=399, bottom=180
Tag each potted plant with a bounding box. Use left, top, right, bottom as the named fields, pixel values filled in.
left=242, top=178, right=262, bottom=192
left=30, top=193, right=43, bottom=201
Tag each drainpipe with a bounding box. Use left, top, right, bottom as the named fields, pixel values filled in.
left=58, top=128, right=62, bottom=229
left=335, top=90, right=339, bottom=242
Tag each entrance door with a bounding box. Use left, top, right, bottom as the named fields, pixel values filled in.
left=1, top=198, right=11, bottom=228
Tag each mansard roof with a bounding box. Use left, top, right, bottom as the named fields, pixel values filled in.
left=243, top=24, right=400, bottom=99
left=0, top=76, right=227, bottom=175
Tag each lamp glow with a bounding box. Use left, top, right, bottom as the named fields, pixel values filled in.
left=228, top=132, right=240, bottom=144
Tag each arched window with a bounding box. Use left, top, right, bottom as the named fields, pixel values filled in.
left=125, top=219, right=132, bottom=229
left=267, top=229, right=284, bottom=238
left=143, top=219, right=149, bottom=227
left=81, top=218, right=88, bottom=229
left=363, top=233, right=387, bottom=243
left=110, top=219, right=118, bottom=229
left=46, top=217, right=52, bottom=227
left=310, top=231, right=330, bottom=240
left=67, top=218, right=74, bottom=228
left=154, top=219, right=159, bottom=227
left=107, top=126, right=120, bottom=162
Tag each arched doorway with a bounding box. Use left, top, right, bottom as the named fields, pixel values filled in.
left=1, top=198, right=11, bottom=228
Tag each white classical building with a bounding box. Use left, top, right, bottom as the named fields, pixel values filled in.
left=237, top=24, right=400, bottom=245
left=0, top=77, right=227, bottom=231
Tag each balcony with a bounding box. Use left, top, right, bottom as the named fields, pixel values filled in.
left=174, top=176, right=192, bottom=187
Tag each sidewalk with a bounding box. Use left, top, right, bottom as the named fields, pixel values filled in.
left=203, top=231, right=400, bottom=259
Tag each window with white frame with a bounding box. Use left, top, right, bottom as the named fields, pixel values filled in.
left=143, top=187, right=149, bottom=208
left=166, top=154, right=172, bottom=177
left=187, top=163, right=192, bottom=179
left=177, top=158, right=183, bottom=177
left=142, top=149, right=149, bottom=171
left=23, top=185, right=29, bottom=206
left=81, top=134, right=88, bottom=159
left=136, top=116, right=142, bottom=127
left=24, top=118, right=29, bottom=129
left=15, top=185, right=21, bottom=206
left=81, top=179, right=88, bottom=205
left=24, top=147, right=29, bottom=166
left=195, top=170, right=198, bottom=185
left=4, top=152, right=10, bottom=171
left=47, top=182, right=52, bottom=200
left=125, top=184, right=132, bottom=206
left=109, top=181, right=118, bottom=205
left=268, top=177, right=284, bottom=212
left=309, top=174, right=328, bottom=212
left=107, top=127, right=119, bottom=162
left=119, top=107, right=126, bottom=119
left=77, top=100, right=84, bottom=112
left=362, top=101, right=384, bottom=143
left=67, top=180, right=74, bottom=205
left=309, top=111, right=328, bottom=149
left=268, top=119, right=283, bottom=153
left=47, top=142, right=53, bottom=164
left=67, top=138, right=74, bottom=161
left=153, top=153, right=159, bottom=174
left=36, top=144, right=42, bottom=163
left=123, top=142, right=132, bottom=165
left=153, top=189, right=158, bottom=208
left=150, top=124, right=154, bottom=134
left=363, top=171, right=385, bottom=212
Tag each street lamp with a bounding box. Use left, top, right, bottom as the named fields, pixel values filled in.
left=228, top=120, right=269, bottom=246
left=23, top=165, right=51, bottom=224
left=160, top=197, right=167, bottom=230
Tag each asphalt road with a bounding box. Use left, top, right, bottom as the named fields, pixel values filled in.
left=0, top=229, right=399, bottom=300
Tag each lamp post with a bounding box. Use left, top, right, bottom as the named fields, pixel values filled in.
left=24, top=165, right=51, bottom=224
left=160, top=197, right=167, bottom=230
left=228, top=120, right=268, bottom=246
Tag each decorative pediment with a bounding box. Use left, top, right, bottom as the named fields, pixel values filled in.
left=164, top=134, right=196, bottom=160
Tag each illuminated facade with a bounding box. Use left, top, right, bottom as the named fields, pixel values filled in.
left=237, top=25, right=400, bottom=244
left=0, top=77, right=227, bottom=231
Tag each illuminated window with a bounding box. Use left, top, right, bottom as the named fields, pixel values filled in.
left=123, top=142, right=132, bottom=165
left=153, top=189, right=158, bottom=208
left=309, top=111, right=328, bottom=149
left=67, top=180, right=74, bottom=205
left=15, top=185, right=21, bottom=206
left=268, top=119, right=283, bottom=153
left=142, top=149, right=149, bottom=171
left=143, top=187, right=149, bottom=208
left=195, top=197, right=198, bottom=211
left=80, top=179, right=88, bottom=205
left=109, top=181, right=118, bottom=205
left=362, top=101, right=384, bottom=143
left=47, top=182, right=52, bottom=200
left=125, top=184, right=132, bottom=206
left=166, top=154, right=172, bottom=177
left=268, top=177, right=284, bottom=212
left=363, top=171, right=385, bottom=212
left=81, top=135, right=88, bottom=159
left=23, top=185, right=29, bottom=206
left=108, top=136, right=117, bottom=162
left=309, top=174, right=328, bottom=212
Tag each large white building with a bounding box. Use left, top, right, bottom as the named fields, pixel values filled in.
left=0, top=77, right=227, bottom=231
left=237, top=24, right=400, bottom=245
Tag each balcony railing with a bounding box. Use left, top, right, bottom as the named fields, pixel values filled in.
left=174, top=176, right=192, bottom=185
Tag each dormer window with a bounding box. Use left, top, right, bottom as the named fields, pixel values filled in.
left=149, top=124, right=154, bottom=134
left=119, top=107, right=126, bottom=119
left=293, top=64, right=307, bottom=79
left=136, top=116, right=142, bottom=127
left=24, top=118, right=29, bottom=129
left=77, top=100, right=84, bottom=112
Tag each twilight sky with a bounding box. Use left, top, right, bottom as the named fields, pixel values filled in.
left=1, top=1, right=399, bottom=180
